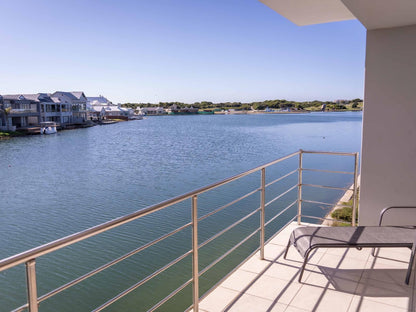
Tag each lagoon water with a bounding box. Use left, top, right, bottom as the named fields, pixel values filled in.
left=0, top=112, right=362, bottom=311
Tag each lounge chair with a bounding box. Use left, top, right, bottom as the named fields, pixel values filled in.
left=284, top=206, right=416, bottom=284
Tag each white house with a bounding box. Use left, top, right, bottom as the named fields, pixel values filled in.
left=51, top=91, right=88, bottom=124
left=137, top=106, right=166, bottom=115
left=86, top=96, right=112, bottom=110
left=0, top=94, right=39, bottom=130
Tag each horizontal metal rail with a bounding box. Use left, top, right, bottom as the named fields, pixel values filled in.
left=148, top=278, right=193, bottom=312
left=301, top=215, right=351, bottom=223
left=199, top=208, right=260, bottom=250
left=301, top=183, right=351, bottom=191
left=301, top=150, right=357, bottom=157
left=265, top=215, right=298, bottom=246
left=302, top=199, right=352, bottom=208
left=199, top=226, right=261, bottom=277
left=301, top=168, right=354, bottom=175
left=198, top=187, right=260, bottom=222
left=265, top=200, right=298, bottom=227
left=265, top=169, right=298, bottom=188
left=265, top=184, right=298, bottom=208
left=301, top=215, right=327, bottom=221
left=92, top=249, right=193, bottom=312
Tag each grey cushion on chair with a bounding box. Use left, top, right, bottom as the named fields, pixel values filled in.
left=289, top=226, right=415, bottom=258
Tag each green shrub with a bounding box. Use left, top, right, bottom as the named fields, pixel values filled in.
left=331, top=207, right=354, bottom=222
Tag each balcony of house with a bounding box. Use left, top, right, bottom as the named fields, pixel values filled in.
left=9, top=106, right=39, bottom=116
left=1, top=150, right=415, bottom=312
left=198, top=221, right=416, bottom=312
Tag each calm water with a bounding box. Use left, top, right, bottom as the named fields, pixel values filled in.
left=0, top=112, right=362, bottom=311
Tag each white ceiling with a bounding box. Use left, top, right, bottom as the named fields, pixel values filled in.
left=259, top=0, right=355, bottom=26
left=259, top=0, right=416, bottom=30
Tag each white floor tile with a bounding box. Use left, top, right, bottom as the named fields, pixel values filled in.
left=199, top=286, right=239, bottom=312
left=245, top=274, right=302, bottom=304
left=289, top=285, right=354, bottom=312
left=221, top=270, right=258, bottom=292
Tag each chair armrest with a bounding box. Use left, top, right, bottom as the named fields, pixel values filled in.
left=379, top=206, right=416, bottom=226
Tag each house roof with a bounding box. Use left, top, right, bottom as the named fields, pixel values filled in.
left=52, top=91, right=78, bottom=101
left=91, top=106, right=106, bottom=112
left=51, top=91, right=86, bottom=101
left=20, top=94, right=40, bottom=101
left=2, top=94, right=50, bottom=102
left=50, top=96, right=62, bottom=104
left=2, top=94, right=26, bottom=100
left=104, top=106, right=122, bottom=112
left=70, top=91, right=86, bottom=100
left=87, top=96, right=110, bottom=104
left=22, top=94, right=55, bottom=103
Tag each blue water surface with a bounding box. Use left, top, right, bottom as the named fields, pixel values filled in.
left=0, top=112, right=362, bottom=311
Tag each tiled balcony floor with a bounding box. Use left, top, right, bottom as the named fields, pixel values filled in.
left=198, top=222, right=416, bottom=312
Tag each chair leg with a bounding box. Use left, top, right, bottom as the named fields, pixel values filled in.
left=298, top=249, right=311, bottom=283
left=371, top=247, right=378, bottom=257
left=405, top=243, right=416, bottom=284
left=284, top=239, right=291, bottom=259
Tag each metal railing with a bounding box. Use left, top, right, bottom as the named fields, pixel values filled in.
left=0, top=150, right=359, bottom=312
left=10, top=109, right=38, bottom=114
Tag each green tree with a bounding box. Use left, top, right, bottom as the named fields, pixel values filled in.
left=0, top=106, right=12, bottom=130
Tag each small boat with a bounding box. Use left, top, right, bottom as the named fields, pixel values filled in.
left=40, top=122, right=58, bottom=134
left=130, top=113, right=144, bottom=120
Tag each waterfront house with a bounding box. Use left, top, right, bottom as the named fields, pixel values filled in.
left=32, top=93, right=72, bottom=125
left=137, top=106, right=166, bottom=115
left=119, top=106, right=134, bottom=118
left=1, top=94, right=40, bottom=130
left=166, top=104, right=199, bottom=114
left=0, top=94, right=5, bottom=130
left=89, top=106, right=106, bottom=120
left=87, top=95, right=112, bottom=107
left=87, top=96, right=133, bottom=120
left=103, top=105, right=124, bottom=118
left=51, top=91, right=88, bottom=124
left=0, top=93, right=84, bottom=130
left=87, top=95, right=113, bottom=120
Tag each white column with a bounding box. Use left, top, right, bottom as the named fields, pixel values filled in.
left=360, top=24, right=416, bottom=225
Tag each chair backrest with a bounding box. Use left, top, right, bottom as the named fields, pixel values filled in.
left=378, top=206, right=416, bottom=226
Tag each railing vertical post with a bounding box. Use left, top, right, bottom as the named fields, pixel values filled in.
left=297, top=150, right=303, bottom=225
left=192, top=195, right=199, bottom=312
left=25, top=259, right=38, bottom=312
left=260, top=168, right=266, bottom=260
left=352, top=153, right=359, bottom=226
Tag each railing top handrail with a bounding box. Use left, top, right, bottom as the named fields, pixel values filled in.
left=0, top=150, right=301, bottom=272
left=300, top=150, right=358, bottom=157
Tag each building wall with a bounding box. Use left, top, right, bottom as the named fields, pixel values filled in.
left=360, top=24, right=416, bottom=225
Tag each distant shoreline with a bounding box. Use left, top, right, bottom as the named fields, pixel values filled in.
left=0, top=110, right=362, bottom=139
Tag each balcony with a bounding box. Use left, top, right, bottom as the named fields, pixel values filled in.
left=9, top=108, right=38, bottom=115
left=6, top=150, right=409, bottom=312
left=198, top=221, right=415, bottom=311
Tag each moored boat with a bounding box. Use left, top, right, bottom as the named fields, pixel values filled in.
left=40, top=122, right=58, bottom=134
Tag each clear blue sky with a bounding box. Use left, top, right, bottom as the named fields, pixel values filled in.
left=0, top=0, right=366, bottom=104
